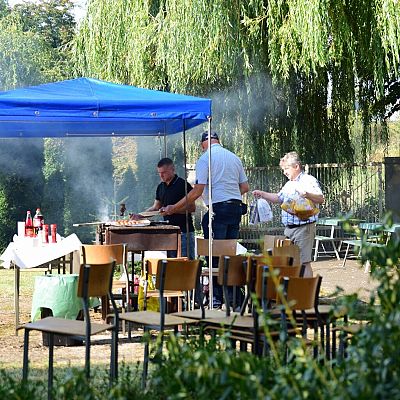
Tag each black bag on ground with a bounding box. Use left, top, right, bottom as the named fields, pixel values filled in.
left=41, top=308, right=83, bottom=347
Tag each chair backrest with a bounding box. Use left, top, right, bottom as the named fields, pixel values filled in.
left=145, top=257, right=188, bottom=275
left=268, top=244, right=301, bottom=267
left=276, top=238, right=293, bottom=247
left=286, top=275, right=321, bottom=311
left=263, top=235, right=286, bottom=252
left=217, top=255, right=247, bottom=286
left=196, top=238, right=237, bottom=257
left=255, top=263, right=303, bottom=300
left=77, top=261, right=115, bottom=298
left=155, top=259, right=200, bottom=292
left=81, top=244, right=126, bottom=265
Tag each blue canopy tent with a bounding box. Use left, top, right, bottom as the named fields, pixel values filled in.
left=0, top=77, right=219, bottom=307
left=0, top=78, right=211, bottom=137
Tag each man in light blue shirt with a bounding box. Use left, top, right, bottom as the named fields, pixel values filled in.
left=161, top=131, right=249, bottom=307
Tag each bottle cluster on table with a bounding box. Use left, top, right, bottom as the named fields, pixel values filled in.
left=24, top=208, right=57, bottom=243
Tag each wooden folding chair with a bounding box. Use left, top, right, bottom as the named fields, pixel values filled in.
left=267, top=244, right=301, bottom=268
left=118, top=259, right=202, bottom=387
left=81, top=244, right=131, bottom=323
left=22, top=261, right=118, bottom=399
left=173, top=255, right=247, bottom=321
left=142, top=257, right=188, bottom=313
left=196, top=238, right=237, bottom=309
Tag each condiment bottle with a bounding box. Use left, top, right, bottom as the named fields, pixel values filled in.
left=33, top=208, right=44, bottom=235
left=25, top=211, right=35, bottom=237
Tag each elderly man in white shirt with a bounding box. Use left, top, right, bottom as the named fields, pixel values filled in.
left=253, top=151, right=324, bottom=277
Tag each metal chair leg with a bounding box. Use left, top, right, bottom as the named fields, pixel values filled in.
left=142, top=336, right=149, bottom=389
left=341, top=243, right=351, bottom=268
left=325, top=320, right=331, bottom=360
left=48, top=333, right=54, bottom=400
left=313, top=239, right=320, bottom=261
left=85, top=335, right=90, bottom=379
left=22, top=329, right=30, bottom=381
left=111, top=326, right=118, bottom=381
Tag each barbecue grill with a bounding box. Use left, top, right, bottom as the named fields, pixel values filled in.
left=73, top=221, right=181, bottom=255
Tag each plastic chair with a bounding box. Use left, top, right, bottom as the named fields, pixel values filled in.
left=313, top=218, right=342, bottom=261
left=22, top=261, right=118, bottom=399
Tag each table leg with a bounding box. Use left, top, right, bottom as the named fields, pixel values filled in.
left=14, top=264, right=20, bottom=335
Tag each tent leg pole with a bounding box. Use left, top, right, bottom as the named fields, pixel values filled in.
left=183, top=123, right=190, bottom=259
left=207, top=117, right=213, bottom=309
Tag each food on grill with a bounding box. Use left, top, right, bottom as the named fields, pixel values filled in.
left=114, top=219, right=151, bottom=226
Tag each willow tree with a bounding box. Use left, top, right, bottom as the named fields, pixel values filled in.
left=73, top=0, right=400, bottom=166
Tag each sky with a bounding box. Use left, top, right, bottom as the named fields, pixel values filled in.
left=8, top=0, right=87, bottom=22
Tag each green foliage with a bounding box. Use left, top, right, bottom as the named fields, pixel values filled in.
left=0, top=2, right=76, bottom=248
left=0, top=139, right=44, bottom=250
left=12, top=0, right=76, bottom=49
left=74, top=0, right=400, bottom=165
left=0, top=16, right=55, bottom=89
left=0, top=0, right=8, bottom=19
left=42, top=138, right=66, bottom=234
left=0, top=369, right=44, bottom=399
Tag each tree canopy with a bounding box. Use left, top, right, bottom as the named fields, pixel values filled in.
left=74, top=0, right=400, bottom=165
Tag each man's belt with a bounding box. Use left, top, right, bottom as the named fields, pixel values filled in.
left=213, top=199, right=242, bottom=206
left=286, top=221, right=315, bottom=229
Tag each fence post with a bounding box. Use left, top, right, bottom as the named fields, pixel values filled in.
left=384, top=157, right=400, bottom=222
left=378, top=163, right=383, bottom=221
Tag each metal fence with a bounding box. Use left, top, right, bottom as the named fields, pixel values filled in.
left=189, top=162, right=385, bottom=248
left=239, top=162, right=385, bottom=247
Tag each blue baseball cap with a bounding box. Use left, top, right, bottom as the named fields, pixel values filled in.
left=201, top=131, right=219, bottom=142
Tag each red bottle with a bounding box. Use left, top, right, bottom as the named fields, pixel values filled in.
left=25, top=211, right=35, bottom=237
left=33, top=208, right=44, bottom=235
left=50, top=224, right=57, bottom=243
left=42, top=224, right=49, bottom=244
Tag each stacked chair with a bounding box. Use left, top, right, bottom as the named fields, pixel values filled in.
left=172, top=254, right=248, bottom=321
left=201, top=254, right=309, bottom=354
left=267, top=242, right=333, bottom=358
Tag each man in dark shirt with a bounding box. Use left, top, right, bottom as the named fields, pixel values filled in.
left=145, top=158, right=195, bottom=259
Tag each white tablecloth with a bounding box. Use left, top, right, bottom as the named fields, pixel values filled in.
left=0, top=233, right=82, bottom=270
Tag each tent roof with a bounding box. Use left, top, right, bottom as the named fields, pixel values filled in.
left=0, top=78, right=211, bottom=137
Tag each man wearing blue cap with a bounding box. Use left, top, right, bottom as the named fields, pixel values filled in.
left=161, top=131, right=249, bottom=308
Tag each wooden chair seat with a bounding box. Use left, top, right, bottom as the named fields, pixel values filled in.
left=145, top=289, right=184, bottom=298
left=173, top=308, right=235, bottom=320
left=24, top=317, right=113, bottom=337
left=120, top=310, right=194, bottom=328
left=203, top=314, right=254, bottom=329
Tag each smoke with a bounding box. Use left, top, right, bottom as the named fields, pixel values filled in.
left=207, top=72, right=279, bottom=141
left=0, top=138, right=44, bottom=178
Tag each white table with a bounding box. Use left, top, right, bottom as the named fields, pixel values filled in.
left=0, top=233, right=82, bottom=334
